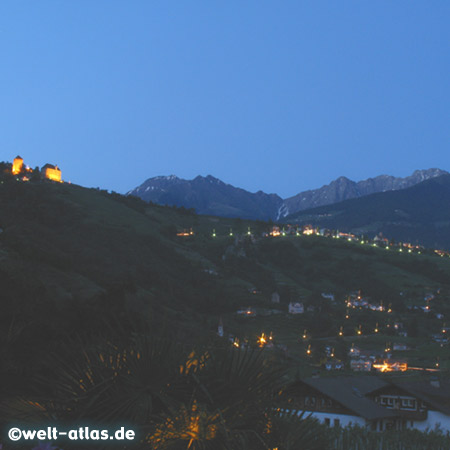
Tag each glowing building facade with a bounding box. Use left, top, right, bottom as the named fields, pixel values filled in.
left=41, top=164, right=62, bottom=182
left=12, top=156, right=24, bottom=175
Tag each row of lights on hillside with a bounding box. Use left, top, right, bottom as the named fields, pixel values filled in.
left=304, top=344, right=335, bottom=357
left=257, top=321, right=447, bottom=351
left=301, top=322, right=384, bottom=341
left=258, top=325, right=447, bottom=358
left=384, top=240, right=448, bottom=257
left=211, top=227, right=253, bottom=237
left=188, top=227, right=450, bottom=259
left=351, top=343, right=440, bottom=369
left=259, top=326, right=446, bottom=359
left=259, top=323, right=375, bottom=349
left=341, top=323, right=380, bottom=337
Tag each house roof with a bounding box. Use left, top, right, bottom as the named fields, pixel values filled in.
left=42, top=163, right=60, bottom=170
left=392, top=380, right=450, bottom=416
left=299, top=376, right=397, bottom=420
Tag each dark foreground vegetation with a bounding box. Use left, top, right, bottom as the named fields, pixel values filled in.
left=2, top=316, right=450, bottom=450
left=1, top=314, right=324, bottom=449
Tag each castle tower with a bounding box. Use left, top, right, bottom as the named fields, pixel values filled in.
left=12, top=156, right=24, bottom=175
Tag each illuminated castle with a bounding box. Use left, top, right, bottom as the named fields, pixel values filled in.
left=10, top=156, right=62, bottom=182
left=41, top=163, right=62, bottom=182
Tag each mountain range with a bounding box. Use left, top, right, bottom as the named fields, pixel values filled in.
left=281, top=169, right=448, bottom=218
left=284, top=174, right=450, bottom=250
left=128, top=169, right=448, bottom=221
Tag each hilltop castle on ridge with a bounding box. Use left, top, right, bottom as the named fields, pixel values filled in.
left=11, top=155, right=62, bottom=182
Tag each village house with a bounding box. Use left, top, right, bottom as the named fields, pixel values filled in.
left=372, top=359, right=408, bottom=372
left=176, top=228, right=194, bottom=237
left=302, top=225, right=316, bottom=235
left=350, top=359, right=372, bottom=372
left=348, top=345, right=361, bottom=358
left=432, top=334, right=449, bottom=345
left=373, top=233, right=389, bottom=245
left=338, top=232, right=358, bottom=241
left=288, top=302, right=304, bottom=314
left=318, top=228, right=333, bottom=237
left=280, top=376, right=450, bottom=432
left=369, top=303, right=384, bottom=312
left=324, top=360, right=344, bottom=371
left=271, top=292, right=280, bottom=303
left=269, top=226, right=281, bottom=237
left=236, top=307, right=256, bottom=316
left=347, top=294, right=370, bottom=309
left=202, top=268, right=218, bottom=276
left=393, top=342, right=411, bottom=351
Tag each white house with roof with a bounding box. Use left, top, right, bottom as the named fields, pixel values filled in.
left=271, top=292, right=280, bottom=303
left=280, top=376, right=450, bottom=432
left=288, top=302, right=304, bottom=314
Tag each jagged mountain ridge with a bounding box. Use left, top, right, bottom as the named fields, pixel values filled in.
left=127, top=174, right=283, bottom=221
left=128, top=169, right=448, bottom=221
left=281, top=169, right=448, bottom=219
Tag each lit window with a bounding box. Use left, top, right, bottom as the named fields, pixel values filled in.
left=401, top=399, right=415, bottom=409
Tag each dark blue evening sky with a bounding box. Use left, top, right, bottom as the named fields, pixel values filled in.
left=1, top=2, right=448, bottom=198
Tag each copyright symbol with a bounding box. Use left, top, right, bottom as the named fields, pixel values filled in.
left=8, top=427, right=22, bottom=441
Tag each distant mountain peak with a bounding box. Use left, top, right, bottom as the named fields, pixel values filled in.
left=128, top=174, right=282, bottom=220
left=195, top=174, right=225, bottom=184
left=334, top=176, right=352, bottom=183
left=148, top=174, right=179, bottom=182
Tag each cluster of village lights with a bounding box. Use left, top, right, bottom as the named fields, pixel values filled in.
left=250, top=292, right=446, bottom=352
left=254, top=324, right=445, bottom=364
